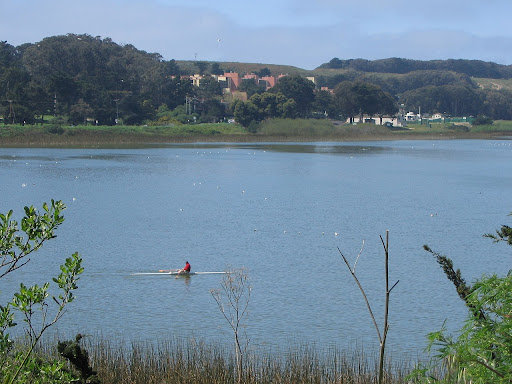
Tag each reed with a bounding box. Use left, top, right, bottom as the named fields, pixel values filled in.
left=258, top=118, right=338, bottom=137
left=20, top=336, right=412, bottom=383
left=3, top=119, right=510, bottom=147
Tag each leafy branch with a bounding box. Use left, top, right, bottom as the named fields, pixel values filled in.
left=0, top=201, right=83, bottom=384
left=0, top=200, right=65, bottom=278
left=9, top=252, right=83, bottom=384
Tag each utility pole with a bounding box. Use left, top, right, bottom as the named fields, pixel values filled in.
left=7, top=100, right=14, bottom=124
left=114, top=99, right=119, bottom=124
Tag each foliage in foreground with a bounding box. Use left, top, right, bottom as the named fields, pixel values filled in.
left=0, top=201, right=84, bottom=383
left=411, top=214, right=512, bottom=383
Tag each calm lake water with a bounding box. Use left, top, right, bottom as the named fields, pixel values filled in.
left=1, top=139, right=511, bottom=359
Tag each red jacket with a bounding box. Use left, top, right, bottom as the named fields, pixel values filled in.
left=184, top=262, right=191, bottom=272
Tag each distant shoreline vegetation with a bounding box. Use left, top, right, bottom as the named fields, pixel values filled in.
left=1, top=119, right=511, bottom=147
left=3, top=34, right=512, bottom=131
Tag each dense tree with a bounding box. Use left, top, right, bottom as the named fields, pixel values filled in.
left=232, top=91, right=298, bottom=128
left=233, top=99, right=259, bottom=128
left=320, top=57, right=512, bottom=78
left=0, top=66, right=38, bottom=124
left=473, top=114, right=494, bottom=125
left=333, top=81, right=396, bottom=122
left=376, top=91, right=398, bottom=124
left=165, top=76, right=193, bottom=110
left=482, top=89, right=512, bottom=120
left=270, top=75, right=315, bottom=117
left=210, top=62, right=224, bottom=75
left=195, top=75, right=222, bottom=99
left=359, top=70, right=475, bottom=96
left=333, top=81, right=359, bottom=122
left=13, top=34, right=179, bottom=125
left=69, top=99, right=93, bottom=125
left=0, top=41, right=21, bottom=75
left=401, top=84, right=482, bottom=117
left=2, top=34, right=512, bottom=126
left=194, top=61, right=208, bottom=75
left=237, top=80, right=266, bottom=97
left=255, top=67, right=271, bottom=77
left=311, top=90, right=337, bottom=118
left=198, top=99, right=225, bottom=123
left=352, top=82, right=384, bottom=118
left=316, top=70, right=361, bottom=89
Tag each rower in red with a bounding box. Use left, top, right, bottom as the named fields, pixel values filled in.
left=178, top=261, right=191, bottom=274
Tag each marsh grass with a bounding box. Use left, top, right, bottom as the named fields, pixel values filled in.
left=20, top=336, right=412, bottom=383
left=2, top=119, right=511, bottom=147
left=258, top=118, right=337, bottom=137
left=470, top=119, right=512, bottom=133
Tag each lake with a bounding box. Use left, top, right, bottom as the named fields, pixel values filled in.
left=1, top=139, right=511, bottom=360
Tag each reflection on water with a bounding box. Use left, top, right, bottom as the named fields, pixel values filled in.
left=163, top=142, right=390, bottom=155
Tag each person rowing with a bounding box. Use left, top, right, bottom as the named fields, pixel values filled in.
left=158, top=261, right=191, bottom=274
left=177, top=261, right=191, bottom=275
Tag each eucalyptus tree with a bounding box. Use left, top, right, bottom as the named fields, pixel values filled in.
left=400, top=84, right=481, bottom=117
left=311, top=89, right=337, bottom=118
left=333, top=81, right=359, bottom=122
left=271, top=75, right=315, bottom=117
left=482, top=89, right=512, bottom=120
left=334, top=81, right=397, bottom=123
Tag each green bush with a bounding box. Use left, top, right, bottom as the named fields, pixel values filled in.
left=412, top=215, right=512, bottom=383
left=472, top=115, right=493, bottom=126
left=0, top=201, right=84, bottom=383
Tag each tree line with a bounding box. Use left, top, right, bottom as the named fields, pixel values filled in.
left=2, top=34, right=512, bottom=128
left=319, top=57, right=512, bottom=79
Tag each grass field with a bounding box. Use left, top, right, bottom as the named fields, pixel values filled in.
left=473, top=78, right=512, bottom=91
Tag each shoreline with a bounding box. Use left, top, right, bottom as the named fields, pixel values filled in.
left=0, top=130, right=508, bottom=148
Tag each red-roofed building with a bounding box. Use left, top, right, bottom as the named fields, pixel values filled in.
left=223, top=72, right=241, bottom=90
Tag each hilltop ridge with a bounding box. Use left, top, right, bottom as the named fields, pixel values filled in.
left=2, top=34, right=512, bottom=126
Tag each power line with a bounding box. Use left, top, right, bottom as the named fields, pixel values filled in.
left=0, top=99, right=56, bottom=105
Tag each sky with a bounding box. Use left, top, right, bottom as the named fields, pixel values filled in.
left=2, top=0, right=512, bottom=69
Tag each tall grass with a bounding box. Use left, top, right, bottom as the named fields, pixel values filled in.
left=258, top=118, right=337, bottom=137
left=0, top=123, right=249, bottom=146
left=470, top=119, right=512, bottom=133
left=25, top=336, right=412, bottom=383
left=2, top=119, right=511, bottom=147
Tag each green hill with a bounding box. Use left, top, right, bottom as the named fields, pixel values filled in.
left=175, top=60, right=311, bottom=76
left=2, top=34, right=512, bottom=125
left=316, top=57, right=512, bottom=78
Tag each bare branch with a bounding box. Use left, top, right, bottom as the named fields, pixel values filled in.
left=337, top=246, right=382, bottom=344
left=353, top=239, right=365, bottom=273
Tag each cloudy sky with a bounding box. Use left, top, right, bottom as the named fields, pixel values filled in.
left=2, top=0, right=512, bottom=69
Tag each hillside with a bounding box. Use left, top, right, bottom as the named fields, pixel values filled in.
left=316, top=57, right=512, bottom=79
left=473, top=77, right=512, bottom=91
left=176, top=60, right=310, bottom=76
left=2, top=34, right=512, bottom=125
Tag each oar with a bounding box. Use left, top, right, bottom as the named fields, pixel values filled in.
left=158, top=269, right=179, bottom=272
left=175, top=270, right=187, bottom=279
